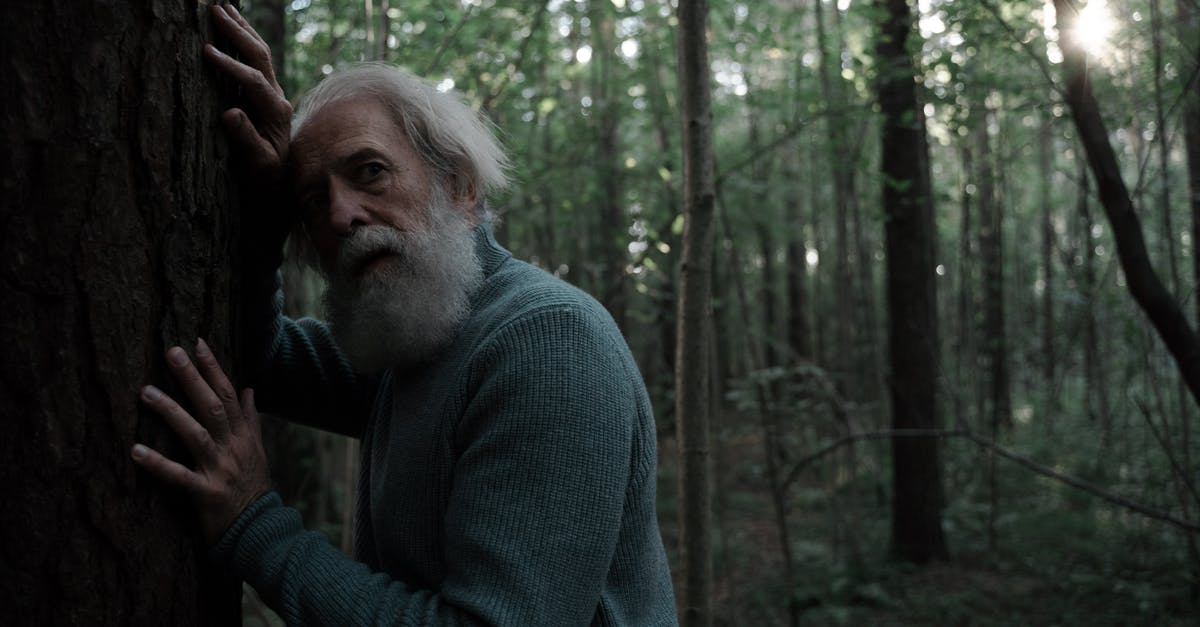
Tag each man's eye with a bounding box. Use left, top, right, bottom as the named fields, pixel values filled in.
left=358, top=163, right=386, bottom=181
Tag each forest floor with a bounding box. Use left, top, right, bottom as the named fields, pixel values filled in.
left=656, top=418, right=1199, bottom=626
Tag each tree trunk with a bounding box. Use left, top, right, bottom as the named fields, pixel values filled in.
left=0, top=1, right=244, bottom=624
left=815, top=0, right=855, bottom=396
left=674, top=0, right=716, bottom=623
left=976, top=106, right=1011, bottom=434
left=1055, top=0, right=1200, bottom=408
left=1039, top=112, right=1057, bottom=421
left=875, top=0, right=949, bottom=564
left=1076, top=157, right=1110, bottom=437
left=1181, top=0, right=1200, bottom=328
left=956, top=141, right=976, bottom=429
left=590, top=0, right=626, bottom=330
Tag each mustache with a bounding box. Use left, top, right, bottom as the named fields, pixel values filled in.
left=333, top=226, right=416, bottom=279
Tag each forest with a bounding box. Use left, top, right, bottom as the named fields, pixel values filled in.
left=1, top=0, right=1198, bottom=625
left=257, top=0, right=1200, bottom=623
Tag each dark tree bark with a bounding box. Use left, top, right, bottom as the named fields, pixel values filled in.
left=0, top=1, right=245, bottom=624
left=875, top=0, right=949, bottom=564
left=674, top=0, right=716, bottom=623
left=1055, top=0, right=1200, bottom=408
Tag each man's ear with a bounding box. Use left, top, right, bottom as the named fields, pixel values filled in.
left=446, top=172, right=478, bottom=213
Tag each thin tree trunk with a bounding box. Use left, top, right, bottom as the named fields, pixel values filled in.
left=377, top=0, right=390, bottom=60
left=1180, top=0, right=1200, bottom=327
left=977, top=106, right=1011, bottom=433
left=364, top=0, right=375, bottom=59
left=1177, top=0, right=1200, bottom=584
left=1077, top=155, right=1111, bottom=438
left=590, top=0, right=626, bottom=330
left=674, top=0, right=716, bottom=623
left=719, top=209, right=800, bottom=627
left=1039, top=112, right=1057, bottom=422
left=815, top=0, right=855, bottom=395
left=876, top=0, right=949, bottom=563
left=0, top=1, right=244, bottom=623
left=956, top=142, right=975, bottom=429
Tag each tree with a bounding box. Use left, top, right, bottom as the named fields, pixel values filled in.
left=0, top=1, right=245, bottom=623
left=874, top=0, right=950, bottom=563
left=675, top=0, right=717, bottom=624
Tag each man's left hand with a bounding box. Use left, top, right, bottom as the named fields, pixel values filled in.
left=131, top=339, right=272, bottom=544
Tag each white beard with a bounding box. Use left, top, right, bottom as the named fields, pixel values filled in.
left=322, top=188, right=483, bottom=374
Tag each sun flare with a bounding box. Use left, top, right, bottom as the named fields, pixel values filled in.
left=1071, top=0, right=1116, bottom=57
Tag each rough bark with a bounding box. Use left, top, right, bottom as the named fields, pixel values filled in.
left=875, top=0, right=949, bottom=564
left=1055, top=0, right=1200, bottom=408
left=0, top=1, right=244, bottom=624
left=674, top=0, right=716, bottom=623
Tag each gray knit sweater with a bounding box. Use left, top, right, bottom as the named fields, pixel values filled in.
left=212, top=223, right=678, bottom=626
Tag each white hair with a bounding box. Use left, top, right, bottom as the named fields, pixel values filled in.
left=293, top=63, right=510, bottom=201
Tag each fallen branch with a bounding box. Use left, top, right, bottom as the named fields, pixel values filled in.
left=783, top=428, right=1200, bottom=533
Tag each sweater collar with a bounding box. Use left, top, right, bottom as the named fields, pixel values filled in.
left=473, top=214, right=512, bottom=279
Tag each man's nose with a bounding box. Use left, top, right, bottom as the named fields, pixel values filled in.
left=327, top=179, right=372, bottom=236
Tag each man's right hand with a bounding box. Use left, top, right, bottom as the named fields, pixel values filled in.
left=205, top=2, right=292, bottom=188
left=205, top=3, right=295, bottom=261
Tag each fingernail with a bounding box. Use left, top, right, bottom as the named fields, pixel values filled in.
left=196, top=337, right=210, bottom=357
left=131, top=444, right=149, bottom=459
left=142, top=385, right=162, bottom=401
left=167, top=347, right=189, bottom=367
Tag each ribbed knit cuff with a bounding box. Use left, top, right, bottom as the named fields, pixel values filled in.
left=210, top=490, right=286, bottom=574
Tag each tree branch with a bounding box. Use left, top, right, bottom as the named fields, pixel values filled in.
left=783, top=428, right=1200, bottom=533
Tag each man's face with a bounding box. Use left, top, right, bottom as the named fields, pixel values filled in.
left=288, top=95, right=484, bottom=373
left=291, top=95, right=451, bottom=273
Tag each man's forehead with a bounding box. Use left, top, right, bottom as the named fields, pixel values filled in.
left=290, top=98, right=410, bottom=173
left=294, top=98, right=394, bottom=149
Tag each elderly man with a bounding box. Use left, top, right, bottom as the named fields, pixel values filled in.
left=130, top=4, right=677, bottom=625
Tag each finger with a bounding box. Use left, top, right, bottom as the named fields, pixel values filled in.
left=212, top=3, right=270, bottom=62
left=131, top=443, right=206, bottom=494
left=210, top=5, right=277, bottom=89
left=193, top=338, right=242, bottom=431
left=141, top=385, right=220, bottom=462
left=221, top=108, right=279, bottom=170
left=166, top=346, right=233, bottom=440
left=240, top=388, right=261, bottom=433
left=205, top=45, right=289, bottom=118
left=224, top=4, right=269, bottom=50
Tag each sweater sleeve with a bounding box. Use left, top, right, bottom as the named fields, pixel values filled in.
left=212, top=304, right=642, bottom=626
left=242, top=272, right=374, bottom=438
